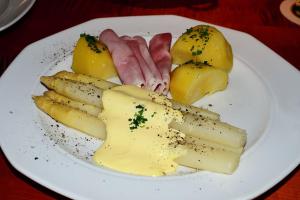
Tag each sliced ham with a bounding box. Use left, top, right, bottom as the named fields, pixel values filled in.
left=99, top=29, right=172, bottom=95
left=122, top=35, right=164, bottom=93
left=99, top=29, right=145, bottom=87
left=149, top=33, right=172, bottom=94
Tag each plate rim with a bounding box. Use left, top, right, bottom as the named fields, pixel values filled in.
left=0, top=0, right=36, bottom=31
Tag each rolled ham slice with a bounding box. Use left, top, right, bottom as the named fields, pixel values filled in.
left=99, top=29, right=145, bottom=87
left=122, top=36, right=164, bottom=93
left=149, top=33, right=172, bottom=94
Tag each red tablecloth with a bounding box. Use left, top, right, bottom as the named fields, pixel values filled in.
left=1, top=0, right=299, bottom=199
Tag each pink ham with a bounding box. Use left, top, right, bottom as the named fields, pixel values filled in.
left=149, top=33, right=172, bottom=94
left=122, top=36, right=164, bottom=93
left=99, top=29, right=145, bottom=87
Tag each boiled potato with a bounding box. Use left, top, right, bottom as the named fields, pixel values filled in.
left=72, top=34, right=117, bottom=79
left=171, top=25, right=233, bottom=72
left=170, top=63, right=228, bottom=105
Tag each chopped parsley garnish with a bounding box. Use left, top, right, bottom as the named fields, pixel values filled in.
left=192, top=50, right=202, bottom=56
left=185, top=27, right=193, bottom=34
left=129, top=104, right=148, bottom=130
left=197, top=26, right=210, bottom=39
left=183, top=60, right=210, bottom=67
left=183, top=25, right=213, bottom=58
left=80, top=33, right=102, bottom=53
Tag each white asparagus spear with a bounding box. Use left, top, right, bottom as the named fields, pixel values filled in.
left=54, top=70, right=118, bottom=90
left=170, top=113, right=246, bottom=148
left=41, top=75, right=246, bottom=148
left=40, top=76, right=103, bottom=107
left=53, top=71, right=219, bottom=120
left=34, top=94, right=240, bottom=174
left=44, top=90, right=101, bottom=117
left=33, top=95, right=106, bottom=139
left=175, top=147, right=240, bottom=174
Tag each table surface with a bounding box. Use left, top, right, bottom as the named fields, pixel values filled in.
left=0, top=0, right=299, bottom=199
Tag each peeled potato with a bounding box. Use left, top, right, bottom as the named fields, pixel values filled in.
left=72, top=34, right=117, bottom=79
left=171, top=25, right=233, bottom=72
left=170, top=63, right=228, bottom=105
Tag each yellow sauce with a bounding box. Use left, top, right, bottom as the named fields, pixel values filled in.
left=93, top=85, right=187, bottom=176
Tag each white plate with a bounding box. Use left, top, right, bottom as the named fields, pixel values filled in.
left=0, top=15, right=300, bottom=200
left=0, top=0, right=35, bottom=31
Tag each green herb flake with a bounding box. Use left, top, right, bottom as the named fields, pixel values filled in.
left=129, top=104, right=148, bottom=130
left=185, top=27, right=193, bottom=34
left=80, top=33, right=102, bottom=53
left=192, top=49, right=202, bottom=56
left=183, top=60, right=207, bottom=67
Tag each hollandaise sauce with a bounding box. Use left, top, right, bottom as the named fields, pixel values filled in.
left=93, top=85, right=187, bottom=176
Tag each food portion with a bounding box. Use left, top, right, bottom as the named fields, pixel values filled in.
left=169, top=24, right=233, bottom=103
left=99, top=29, right=145, bottom=87
left=121, top=35, right=164, bottom=93
left=171, top=113, right=246, bottom=149
left=54, top=70, right=118, bottom=90
left=33, top=25, right=246, bottom=176
left=171, top=25, right=233, bottom=72
left=94, top=86, right=186, bottom=176
left=177, top=137, right=240, bottom=174
left=35, top=71, right=246, bottom=175
left=149, top=33, right=172, bottom=93
left=72, top=34, right=117, bottom=79
left=52, top=71, right=220, bottom=120
left=44, top=90, right=101, bottom=117
left=40, top=76, right=103, bottom=107
left=170, top=63, right=228, bottom=104
left=71, top=25, right=233, bottom=103
left=99, top=29, right=172, bottom=94
left=33, top=94, right=106, bottom=139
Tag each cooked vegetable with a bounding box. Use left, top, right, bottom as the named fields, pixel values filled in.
left=53, top=71, right=219, bottom=120
left=54, top=70, right=118, bottom=90
left=40, top=76, right=103, bottom=107
left=41, top=73, right=244, bottom=148
left=33, top=95, right=106, bottom=139
left=170, top=113, right=246, bottom=148
left=44, top=90, right=101, bottom=117
left=185, top=135, right=243, bottom=154
left=170, top=99, right=219, bottom=120
left=35, top=71, right=246, bottom=174
left=72, top=34, right=117, bottom=79
left=171, top=25, right=233, bottom=72
left=34, top=93, right=241, bottom=174
left=175, top=146, right=240, bottom=174
left=170, top=63, right=228, bottom=105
